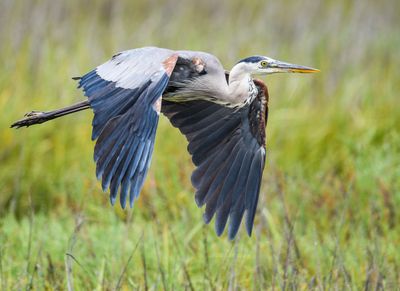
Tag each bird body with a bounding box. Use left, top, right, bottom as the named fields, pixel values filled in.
left=11, top=46, right=318, bottom=239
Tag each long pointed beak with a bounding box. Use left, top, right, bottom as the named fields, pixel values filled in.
left=270, top=60, right=320, bottom=73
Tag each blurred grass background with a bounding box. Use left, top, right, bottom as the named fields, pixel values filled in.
left=0, top=0, right=399, bottom=289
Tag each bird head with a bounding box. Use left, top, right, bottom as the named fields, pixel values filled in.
left=237, top=56, right=319, bottom=75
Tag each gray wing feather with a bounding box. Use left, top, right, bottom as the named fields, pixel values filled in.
left=96, top=47, right=174, bottom=89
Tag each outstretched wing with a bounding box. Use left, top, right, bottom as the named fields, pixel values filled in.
left=162, top=80, right=268, bottom=239
left=77, top=47, right=178, bottom=208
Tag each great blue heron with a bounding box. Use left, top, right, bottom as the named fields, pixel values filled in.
left=11, top=47, right=318, bottom=239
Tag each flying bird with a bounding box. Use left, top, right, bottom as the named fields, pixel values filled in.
left=11, top=47, right=318, bottom=239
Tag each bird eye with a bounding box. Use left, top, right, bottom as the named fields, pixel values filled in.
left=260, top=61, right=268, bottom=67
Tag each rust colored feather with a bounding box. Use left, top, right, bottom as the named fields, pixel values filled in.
left=162, top=54, right=179, bottom=76
left=251, top=79, right=269, bottom=147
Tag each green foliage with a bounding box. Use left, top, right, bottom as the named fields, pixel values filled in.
left=0, top=0, right=399, bottom=289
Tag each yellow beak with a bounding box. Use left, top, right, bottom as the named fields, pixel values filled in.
left=270, top=60, right=320, bottom=73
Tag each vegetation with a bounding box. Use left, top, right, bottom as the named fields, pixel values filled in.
left=0, top=0, right=399, bottom=289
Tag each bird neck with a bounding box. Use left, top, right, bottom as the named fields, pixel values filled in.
left=228, top=65, right=257, bottom=104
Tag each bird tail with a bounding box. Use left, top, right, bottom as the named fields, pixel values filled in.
left=10, top=100, right=90, bottom=128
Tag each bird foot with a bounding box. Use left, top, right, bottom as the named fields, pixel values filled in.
left=24, top=110, right=45, bottom=117
left=11, top=111, right=47, bottom=128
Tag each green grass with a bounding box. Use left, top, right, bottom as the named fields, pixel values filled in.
left=1, top=0, right=400, bottom=289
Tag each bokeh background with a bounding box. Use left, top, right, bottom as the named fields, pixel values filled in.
left=0, top=0, right=399, bottom=289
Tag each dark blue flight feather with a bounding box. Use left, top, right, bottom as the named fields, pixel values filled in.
left=162, top=80, right=268, bottom=239
left=78, top=69, right=171, bottom=208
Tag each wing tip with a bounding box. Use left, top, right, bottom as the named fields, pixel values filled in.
left=110, top=195, right=117, bottom=206
left=228, top=226, right=239, bottom=241
left=203, top=213, right=212, bottom=225
left=215, top=221, right=225, bottom=237
left=120, top=195, right=127, bottom=209
left=194, top=194, right=204, bottom=207
left=245, top=210, right=256, bottom=237
left=246, top=221, right=254, bottom=237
